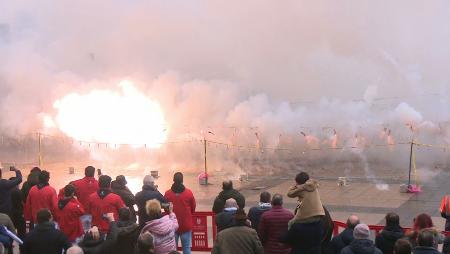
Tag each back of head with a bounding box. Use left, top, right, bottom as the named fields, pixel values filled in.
left=67, top=246, right=84, bottom=254
left=386, top=212, right=400, bottom=227
left=98, top=175, right=112, bottom=188
left=295, top=172, right=310, bottom=185
left=64, top=184, right=76, bottom=198
left=143, top=175, right=155, bottom=186
left=417, top=229, right=435, bottom=247
left=116, top=175, right=127, bottom=186
left=119, top=207, right=131, bottom=222
left=234, top=208, right=248, bottom=223
left=37, top=208, right=52, bottom=224
left=260, top=192, right=271, bottom=203
left=347, top=215, right=360, bottom=229
left=413, top=213, right=433, bottom=231
left=394, top=239, right=412, bottom=254
left=137, top=231, right=154, bottom=254
left=222, top=180, right=233, bottom=190
left=271, top=194, right=283, bottom=206
left=353, top=224, right=370, bottom=240
left=38, top=170, right=50, bottom=184
left=146, top=199, right=162, bottom=218
left=173, top=172, right=183, bottom=184
left=224, top=198, right=238, bottom=209
left=85, top=166, right=95, bottom=177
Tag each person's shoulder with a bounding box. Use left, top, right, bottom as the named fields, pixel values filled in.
left=341, top=245, right=352, bottom=254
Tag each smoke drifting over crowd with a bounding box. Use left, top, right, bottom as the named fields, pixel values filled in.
left=1, top=1, right=450, bottom=176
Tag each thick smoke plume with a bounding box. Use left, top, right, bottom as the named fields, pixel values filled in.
left=1, top=1, right=450, bottom=178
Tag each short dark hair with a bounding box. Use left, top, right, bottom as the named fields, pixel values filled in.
left=295, top=172, right=309, bottom=184
left=36, top=208, right=52, bottom=224
left=271, top=194, right=283, bottom=206
left=85, top=166, right=95, bottom=177
left=260, top=192, right=271, bottom=203
left=99, top=175, right=112, bottom=188
left=173, top=172, right=183, bottom=184
left=38, top=170, right=50, bottom=184
left=417, top=229, right=435, bottom=247
left=393, top=239, right=412, bottom=254
left=119, top=207, right=131, bottom=221
left=64, top=184, right=76, bottom=197
left=222, top=180, right=233, bottom=190
left=386, top=212, right=400, bottom=227
left=31, top=167, right=41, bottom=173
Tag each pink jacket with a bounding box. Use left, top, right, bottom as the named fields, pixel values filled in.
left=142, top=213, right=179, bottom=254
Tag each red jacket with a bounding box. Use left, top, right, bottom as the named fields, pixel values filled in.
left=164, top=185, right=196, bottom=233
left=71, top=177, right=99, bottom=209
left=259, top=205, right=294, bottom=254
left=24, top=184, right=58, bottom=223
left=56, top=197, right=85, bottom=241
left=86, top=189, right=125, bottom=233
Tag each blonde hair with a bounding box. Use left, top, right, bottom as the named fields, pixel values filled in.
left=146, top=199, right=162, bottom=217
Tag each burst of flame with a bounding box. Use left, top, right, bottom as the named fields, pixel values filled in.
left=49, top=80, right=168, bottom=148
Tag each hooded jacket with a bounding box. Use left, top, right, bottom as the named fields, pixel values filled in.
left=135, top=185, right=167, bottom=227
left=86, top=189, right=125, bottom=233
left=24, top=183, right=58, bottom=223
left=341, top=239, right=383, bottom=254
left=375, top=226, right=404, bottom=254
left=164, top=184, right=196, bottom=233
left=287, top=180, right=325, bottom=222
left=71, top=176, right=99, bottom=209
left=215, top=209, right=237, bottom=232
left=111, top=181, right=137, bottom=222
left=20, top=222, right=71, bottom=254
left=0, top=170, right=22, bottom=215
left=141, top=213, right=179, bottom=254
left=212, top=189, right=245, bottom=214
left=56, top=197, right=85, bottom=241
left=329, top=228, right=354, bottom=254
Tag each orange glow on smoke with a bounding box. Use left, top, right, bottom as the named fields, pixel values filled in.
left=49, top=80, right=167, bottom=148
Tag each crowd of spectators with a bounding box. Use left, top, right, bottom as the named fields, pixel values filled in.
left=0, top=166, right=449, bottom=254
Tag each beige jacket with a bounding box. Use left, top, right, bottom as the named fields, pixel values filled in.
left=287, top=179, right=325, bottom=221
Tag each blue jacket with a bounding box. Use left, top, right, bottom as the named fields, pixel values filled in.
left=135, top=185, right=167, bottom=227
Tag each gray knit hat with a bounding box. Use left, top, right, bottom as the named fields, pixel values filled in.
left=353, top=224, right=370, bottom=239
left=143, top=175, right=155, bottom=186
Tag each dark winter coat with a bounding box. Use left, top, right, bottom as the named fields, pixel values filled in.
left=20, top=222, right=71, bottom=254
left=329, top=228, right=354, bottom=254
left=412, top=246, right=441, bottom=254
left=135, top=185, right=167, bottom=227
left=248, top=203, right=271, bottom=231
left=10, top=186, right=26, bottom=238
left=259, top=205, right=294, bottom=254
left=21, top=170, right=39, bottom=201
left=443, top=236, right=450, bottom=254
left=212, top=189, right=245, bottom=214
left=111, top=181, right=137, bottom=222
left=375, top=226, right=404, bottom=254
left=0, top=170, right=22, bottom=215
left=341, top=239, right=383, bottom=254
left=281, top=219, right=323, bottom=254
left=322, top=206, right=335, bottom=254
left=215, top=209, right=237, bottom=232
left=107, top=220, right=140, bottom=254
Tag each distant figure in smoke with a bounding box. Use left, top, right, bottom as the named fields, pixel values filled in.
left=24, top=170, right=58, bottom=224
left=164, top=172, right=196, bottom=254
left=86, top=175, right=125, bottom=234
left=135, top=175, right=167, bottom=228
left=111, top=175, right=136, bottom=222
left=212, top=180, right=245, bottom=214
left=248, top=192, right=271, bottom=231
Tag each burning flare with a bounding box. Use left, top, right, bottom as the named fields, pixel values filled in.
left=48, top=80, right=168, bottom=148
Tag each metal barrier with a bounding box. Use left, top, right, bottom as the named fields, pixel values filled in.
left=183, top=213, right=449, bottom=252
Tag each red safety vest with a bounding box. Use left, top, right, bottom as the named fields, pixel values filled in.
left=440, top=195, right=450, bottom=216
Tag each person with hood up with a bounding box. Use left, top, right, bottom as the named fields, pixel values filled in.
left=215, top=198, right=239, bottom=232
left=341, top=224, right=383, bottom=254
left=328, top=215, right=359, bottom=254
left=376, top=213, right=405, bottom=254
left=86, top=175, right=125, bottom=233
left=24, top=170, right=58, bottom=224
left=141, top=199, right=178, bottom=254
left=248, top=192, right=272, bottom=231
left=136, top=175, right=167, bottom=228
left=287, top=172, right=325, bottom=227
left=212, top=180, right=245, bottom=214
left=56, top=184, right=85, bottom=243
left=164, top=172, right=196, bottom=254
left=111, top=175, right=137, bottom=222
left=20, top=167, right=40, bottom=202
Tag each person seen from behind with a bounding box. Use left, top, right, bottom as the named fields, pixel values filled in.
left=248, top=192, right=271, bottom=231
left=328, top=215, right=359, bottom=254
left=341, top=224, right=383, bottom=254
left=376, top=212, right=405, bottom=254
